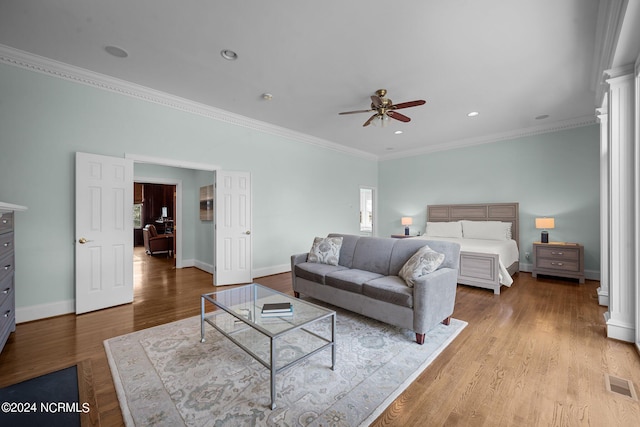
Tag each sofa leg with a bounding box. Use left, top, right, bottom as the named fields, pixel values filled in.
left=294, top=291, right=300, bottom=298
left=415, top=333, right=425, bottom=345
left=442, top=316, right=451, bottom=326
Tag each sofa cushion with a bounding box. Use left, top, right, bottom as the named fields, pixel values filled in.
left=351, top=237, right=396, bottom=275
left=308, top=236, right=343, bottom=266
left=327, top=233, right=360, bottom=268
left=295, top=262, right=348, bottom=284
left=363, top=276, right=414, bottom=308
left=389, top=239, right=434, bottom=275
left=325, top=269, right=383, bottom=294
left=398, top=245, right=445, bottom=287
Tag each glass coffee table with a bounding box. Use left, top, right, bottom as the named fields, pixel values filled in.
left=200, top=283, right=336, bottom=409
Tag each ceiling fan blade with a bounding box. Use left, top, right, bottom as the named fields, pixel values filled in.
left=387, top=111, right=411, bottom=122
left=370, top=95, right=383, bottom=108
left=363, top=114, right=378, bottom=127
left=391, top=100, right=426, bottom=110
left=339, top=109, right=374, bottom=115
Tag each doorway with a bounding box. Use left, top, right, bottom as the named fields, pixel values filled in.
left=134, top=181, right=177, bottom=264
left=360, top=186, right=376, bottom=236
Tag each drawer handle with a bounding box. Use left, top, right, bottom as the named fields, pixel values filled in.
left=551, top=251, right=564, bottom=256
left=3, top=265, right=11, bottom=270
left=2, top=287, right=9, bottom=294
left=551, top=262, right=564, bottom=266
left=3, top=309, right=10, bottom=318
left=3, top=242, right=10, bottom=247
left=1, top=219, right=7, bottom=224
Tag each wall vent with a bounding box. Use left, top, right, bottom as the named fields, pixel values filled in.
left=605, top=374, right=638, bottom=401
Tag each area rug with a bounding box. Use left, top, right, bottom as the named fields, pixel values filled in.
left=104, top=306, right=466, bottom=426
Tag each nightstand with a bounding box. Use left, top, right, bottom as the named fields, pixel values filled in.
left=391, top=234, right=415, bottom=239
left=532, top=242, right=584, bottom=283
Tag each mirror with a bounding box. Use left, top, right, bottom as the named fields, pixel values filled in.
left=359, top=187, right=375, bottom=236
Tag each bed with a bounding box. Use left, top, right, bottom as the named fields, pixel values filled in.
left=417, top=202, right=520, bottom=295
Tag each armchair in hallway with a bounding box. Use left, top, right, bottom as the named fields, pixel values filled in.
left=142, top=224, right=173, bottom=256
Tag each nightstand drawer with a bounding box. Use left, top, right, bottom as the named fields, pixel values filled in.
left=536, top=246, right=580, bottom=261
left=536, top=258, right=580, bottom=272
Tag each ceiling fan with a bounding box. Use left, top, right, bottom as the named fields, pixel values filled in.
left=339, top=89, right=426, bottom=127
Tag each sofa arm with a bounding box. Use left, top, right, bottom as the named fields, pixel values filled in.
left=411, top=267, right=458, bottom=333
left=290, top=253, right=309, bottom=294
left=291, top=252, right=309, bottom=268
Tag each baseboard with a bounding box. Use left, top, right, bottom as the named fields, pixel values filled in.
left=597, top=286, right=610, bottom=306
left=519, top=263, right=533, bottom=272
left=193, top=259, right=213, bottom=274
left=16, top=299, right=74, bottom=324
left=604, top=311, right=636, bottom=343
left=253, top=263, right=291, bottom=279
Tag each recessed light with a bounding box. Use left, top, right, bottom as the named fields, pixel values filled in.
left=467, top=111, right=479, bottom=117
left=262, top=93, right=273, bottom=100
left=105, top=45, right=128, bottom=58
left=221, top=49, right=238, bottom=60
left=535, top=114, right=549, bottom=120
left=386, top=147, right=395, bottom=151
left=394, top=130, right=403, bottom=135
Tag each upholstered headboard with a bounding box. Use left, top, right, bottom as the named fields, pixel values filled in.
left=426, top=202, right=519, bottom=249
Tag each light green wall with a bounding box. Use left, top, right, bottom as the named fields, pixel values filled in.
left=0, top=60, right=600, bottom=314
left=379, top=125, right=600, bottom=273
left=0, top=63, right=377, bottom=309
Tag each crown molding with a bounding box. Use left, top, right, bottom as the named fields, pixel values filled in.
left=0, top=44, right=599, bottom=164
left=592, top=0, right=628, bottom=106
left=379, top=115, right=597, bottom=161
left=0, top=44, right=378, bottom=161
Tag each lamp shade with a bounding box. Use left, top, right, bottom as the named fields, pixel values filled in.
left=535, top=217, right=555, bottom=229
left=401, top=217, right=413, bottom=226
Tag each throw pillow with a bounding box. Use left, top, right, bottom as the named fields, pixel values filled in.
left=398, top=245, right=445, bottom=287
left=307, top=236, right=343, bottom=266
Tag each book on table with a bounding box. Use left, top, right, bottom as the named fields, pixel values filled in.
left=261, top=302, right=293, bottom=317
left=262, top=302, right=292, bottom=313
left=261, top=310, right=293, bottom=318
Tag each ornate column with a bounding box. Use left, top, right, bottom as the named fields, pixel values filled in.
left=604, top=65, right=636, bottom=342
left=597, top=95, right=609, bottom=306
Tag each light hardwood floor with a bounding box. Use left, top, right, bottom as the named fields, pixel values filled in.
left=1, top=248, right=639, bottom=426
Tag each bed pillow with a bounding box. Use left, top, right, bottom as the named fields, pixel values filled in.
left=307, top=236, right=343, bottom=266
left=425, top=221, right=463, bottom=238
left=461, top=220, right=511, bottom=241
left=398, top=245, right=446, bottom=287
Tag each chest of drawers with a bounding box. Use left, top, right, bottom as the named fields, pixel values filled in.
left=0, top=211, right=15, bottom=354
left=532, top=242, right=585, bottom=283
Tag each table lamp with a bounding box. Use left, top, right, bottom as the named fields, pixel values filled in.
left=535, top=217, right=555, bottom=243
left=401, top=217, right=413, bottom=236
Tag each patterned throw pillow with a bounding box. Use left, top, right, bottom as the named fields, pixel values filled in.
left=308, top=236, right=343, bottom=266
left=398, top=245, right=445, bottom=287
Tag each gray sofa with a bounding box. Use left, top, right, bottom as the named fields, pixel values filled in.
left=291, top=233, right=461, bottom=344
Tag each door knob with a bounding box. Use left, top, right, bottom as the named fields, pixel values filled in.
left=78, top=237, right=93, bottom=244
left=245, top=231, right=251, bottom=235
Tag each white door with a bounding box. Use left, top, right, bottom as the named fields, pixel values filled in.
left=75, top=152, right=133, bottom=314
left=214, top=171, right=252, bottom=286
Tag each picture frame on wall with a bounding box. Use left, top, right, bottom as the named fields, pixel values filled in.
left=200, top=185, right=213, bottom=221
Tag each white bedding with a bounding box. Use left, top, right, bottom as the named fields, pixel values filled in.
left=414, top=236, right=519, bottom=286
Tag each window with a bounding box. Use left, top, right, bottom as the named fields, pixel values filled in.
left=133, top=204, right=143, bottom=229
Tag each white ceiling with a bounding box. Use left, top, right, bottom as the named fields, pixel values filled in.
left=0, top=1, right=603, bottom=158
